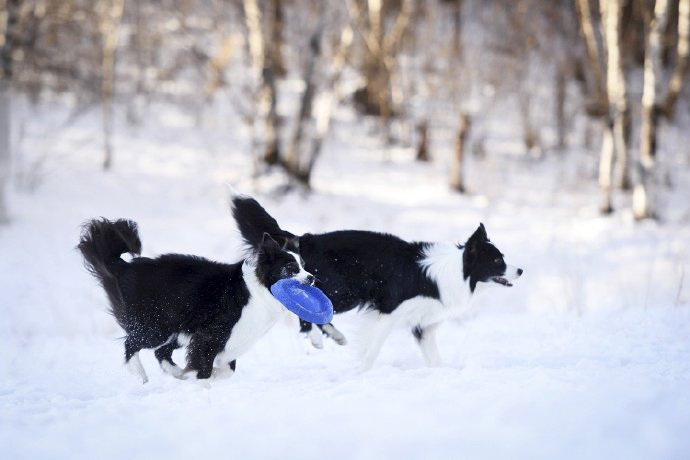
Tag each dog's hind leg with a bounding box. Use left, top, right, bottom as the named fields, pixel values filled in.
left=212, top=360, right=236, bottom=379
left=412, top=323, right=442, bottom=367
left=184, top=332, right=228, bottom=380
left=124, top=337, right=148, bottom=384
left=154, top=340, right=185, bottom=379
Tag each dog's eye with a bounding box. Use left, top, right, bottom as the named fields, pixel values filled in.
left=494, top=258, right=502, bottom=265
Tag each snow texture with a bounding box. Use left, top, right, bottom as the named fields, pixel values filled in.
left=1, top=104, right=689, bottom=460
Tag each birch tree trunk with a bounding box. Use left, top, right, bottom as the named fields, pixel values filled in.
left=609, top=0, right=631, bottom=191
left=0, top=0, right=20, bottom=224
left=243, top=0, right=281, bottom=168
left=599, top=0, right=627, bottom=213
left=100, top=0, right=125, bottom=171
left=243, top=0, right=265, bottom=171
left=634, top=0, right=671, bottom=220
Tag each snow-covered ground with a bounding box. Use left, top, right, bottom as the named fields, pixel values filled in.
left=1, top=104, right=689, bottom=459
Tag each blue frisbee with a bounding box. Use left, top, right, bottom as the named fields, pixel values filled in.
left=270, top=278, right=334, bottom=324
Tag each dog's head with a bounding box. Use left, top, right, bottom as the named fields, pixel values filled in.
left=463, top=223, right=522, bottom=292
left=254, top=233, right=315, bottom=287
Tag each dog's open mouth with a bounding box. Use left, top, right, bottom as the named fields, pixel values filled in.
left=492, top=276, right=513, bottom=287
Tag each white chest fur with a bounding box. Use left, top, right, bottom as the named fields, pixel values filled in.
left=419, top=242, right=474, bottom=310
left=216, top=265, right=286, bottom=363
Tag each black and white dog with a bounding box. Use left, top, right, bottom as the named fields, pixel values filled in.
left=231, top=194, right=523, bottom=370
left=78, top=218, right=314, bottom=383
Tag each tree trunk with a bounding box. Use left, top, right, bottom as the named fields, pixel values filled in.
left=663, top=0, right=690, bottom=118
left=449, top=113, right=470, bottom=193
left=244, top=0, right=281, bottom=167
left=285, top=9, right=326, bottom=187
left=268, top=0, right=286, bottom=78
left=416, top=120, right=430, bottom=162
left=575, top=0, right=607, bottom=115
left=635, top=0, right=671, bottom=220
left=518, top=93, right=541, bottom=157
left=599, top=0, right=628, bottom=213
left=303, top=24, right=353, bottom=186
left=598, top=120, right=615, bottom=213
left=555, top=62, right=568, bottom=151
left=0, top=0, right=20, bottom=224
left=0, top=84, right=11, bottom=224
left=262, top=67, right=280, bottom=165
left=100, top=0, right=125, bottom=171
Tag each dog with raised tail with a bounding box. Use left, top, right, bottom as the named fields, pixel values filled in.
left=231, top=193, right=523, bottom=370
left=78, top=218, right=314, bottom=383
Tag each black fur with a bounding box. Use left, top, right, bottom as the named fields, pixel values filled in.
left=296, top=230, right=440, bottom=314
left=78, top=218, right=304, bottom=381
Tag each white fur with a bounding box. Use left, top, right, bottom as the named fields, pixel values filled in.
left=308, top=327, right=324, bottom=349
left=211, top=362, right=235, bottom=380
left=419, top=242, right=474, bottom=309
left=160, top=360, right=186, bottom=379
left=288, top=251, right=312, bottom=284
left=417, top=323, right=442, bottom=367
left=504, top=264, right=522, bottom=281
left=358, top=310, right=398, bottom=371
left=322, top=323, right=347, bottom=345
left=126, top=352, right=148, bottom=384
left=177, top=333, right=192, bottom=347
left=357, top=297, right=447, bottom=371
left=214, top=261, right=288, bottom=364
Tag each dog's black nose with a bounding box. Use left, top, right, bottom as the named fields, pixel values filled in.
left=305, top=274, right=315, bottom=285
left=517, top=268, right=524, bottom=276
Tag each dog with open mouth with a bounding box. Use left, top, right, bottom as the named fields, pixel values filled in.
left=231, top=193, right=523, bottom=370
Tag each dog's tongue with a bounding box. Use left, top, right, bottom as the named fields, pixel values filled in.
left=493, top=277, right=513, bottom=287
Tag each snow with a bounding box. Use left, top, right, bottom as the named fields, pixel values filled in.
left=1, top=103, right=689, bottom=459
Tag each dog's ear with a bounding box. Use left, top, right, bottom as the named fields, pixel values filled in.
left=260, top=232, right=281, bottom=257
left=463, top=224, right=487, bottom=278
left=466, top=223, right=488, bottom=248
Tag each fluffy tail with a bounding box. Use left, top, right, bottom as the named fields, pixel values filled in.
left=78, top=218, right=142, bottom=318
left=229, top=190, right=297, bottom=252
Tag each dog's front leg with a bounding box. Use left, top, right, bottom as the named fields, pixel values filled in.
left=358, top=312, right=396, bottom=372
left=413, top=323, right=443, bottom=367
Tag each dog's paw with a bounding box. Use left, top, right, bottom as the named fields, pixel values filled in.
left=161, top=361, right=186, bottom=379
left=308, top=327, right=324, bottom=349
left=322, top=324, right=348, bottom=346
left=211, top=365, right=235, bottom=380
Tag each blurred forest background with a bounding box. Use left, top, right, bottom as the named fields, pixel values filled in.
left=0, top=0, right=689, bottom=223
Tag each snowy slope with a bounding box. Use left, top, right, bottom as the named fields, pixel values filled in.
left=1, top=105, right=689, bottom=460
